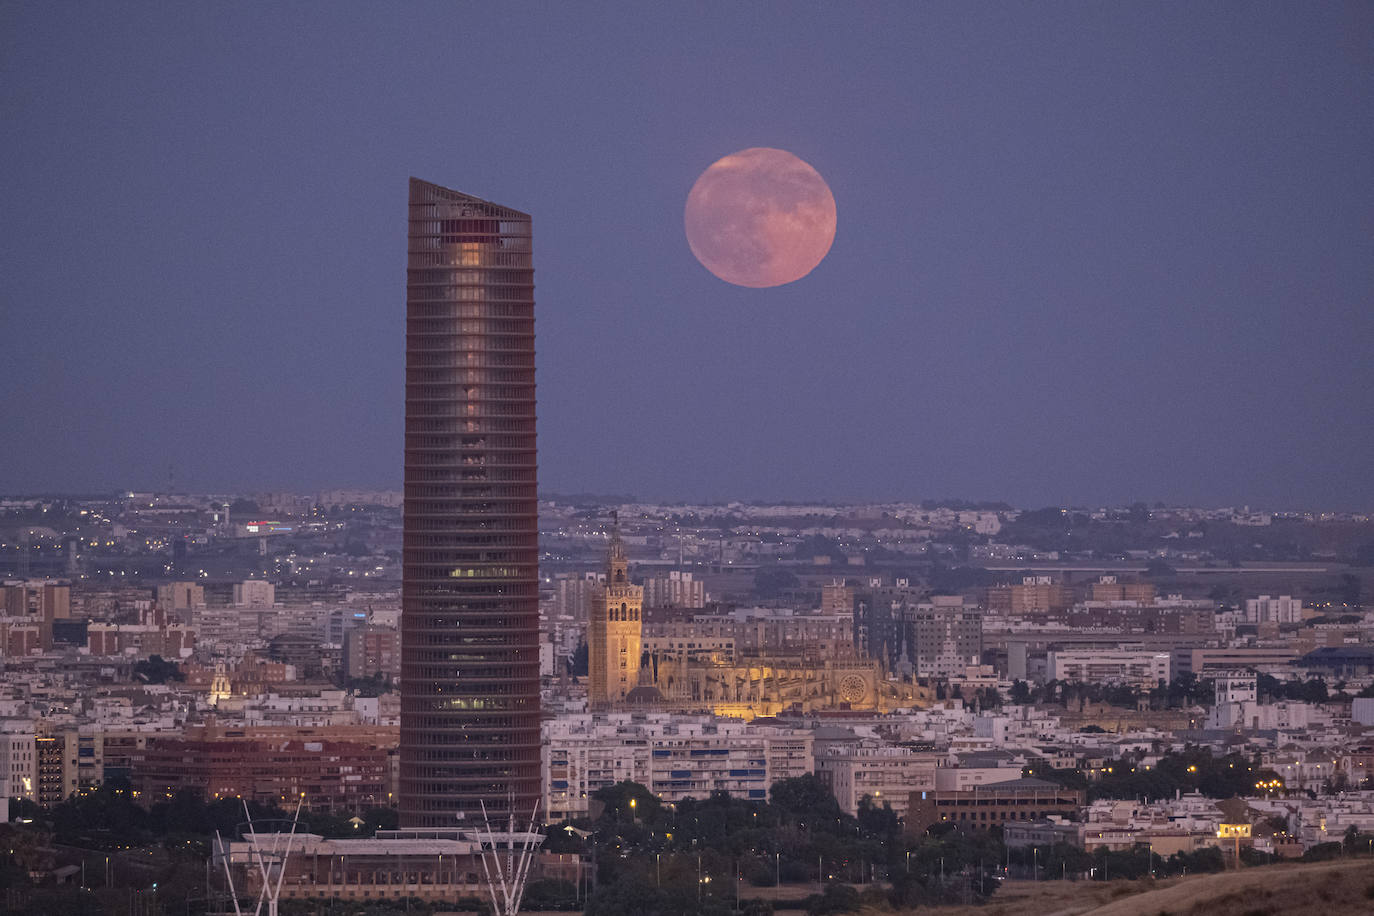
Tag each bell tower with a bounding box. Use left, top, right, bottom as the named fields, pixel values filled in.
left=588, top=513, right=643, bottom=708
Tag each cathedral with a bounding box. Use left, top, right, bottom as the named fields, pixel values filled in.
left=584, top=521, right=928, bottom=719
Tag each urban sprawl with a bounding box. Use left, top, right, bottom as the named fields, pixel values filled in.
left=1, top=492, right=1372, bottom=912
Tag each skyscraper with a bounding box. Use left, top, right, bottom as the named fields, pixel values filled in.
left=400, top=178, right=540, bottom=827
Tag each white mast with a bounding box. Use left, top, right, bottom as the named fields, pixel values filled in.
left=214, top=797, right=304, bottom=916
left=477, top=798, right=544, bottom=916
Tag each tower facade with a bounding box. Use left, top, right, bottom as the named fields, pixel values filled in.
left=588, top=524, right=643, bottom=707
left=400, top=178, right=540, bottom=826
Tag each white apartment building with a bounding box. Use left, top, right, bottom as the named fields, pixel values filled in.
left=1046, top=649, right=1170, bottom=687
left=642, top=571, right=706, bottom=609
left=241, top=691, right=358, bottom=728
left=1205, top=670, right=1315, bottom=731
left=156, top=582, right=205, bottom=612
left=1245, top=594, right=1302, bottom=624
left=0, top=730, right=35, bottom=800
left=198, top=604, right=332, bottom=649
left=814, top=743, right=940, bottom=817
left=233, top=580, right=277, bottom=608
left=543, top=714, right=813, bottom=821
left=552, top=573, right=604, bottom=625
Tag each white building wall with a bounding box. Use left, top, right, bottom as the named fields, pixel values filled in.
left=1245, top=595, right=1302, bottom=624
left=0, top=732, right=36, bottom=800
left=1047, top=650, right=1170, bottom=686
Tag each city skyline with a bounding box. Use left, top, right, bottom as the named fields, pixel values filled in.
left=3, top=4, right=1371, bottom=511
left=3, top=6, right=1373, bottom=911
left=0, top=488, right=1370, bottom=912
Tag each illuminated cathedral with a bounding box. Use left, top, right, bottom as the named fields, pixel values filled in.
left=584, top=521, right=927, bottom=719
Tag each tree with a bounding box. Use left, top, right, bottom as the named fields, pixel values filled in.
left=771, top=774, right=841, bottom=820
left=523, top=878, right=579, bottom=910
left=592, top=780, right=663, bottom=826
left=804, top=883, right=860, bottom=915
left=1010, top=680, right=1032, bottom=705
left=856, top=796, right=900, bottom=841
left=1300, top=678, right=1329, bottom=704
left=1145, top=558, right=1176, bottom=578
left=133, top=654, right=184, bottom=684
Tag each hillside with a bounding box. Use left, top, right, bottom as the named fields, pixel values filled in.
left=894, top=858, right=1374, bottom=916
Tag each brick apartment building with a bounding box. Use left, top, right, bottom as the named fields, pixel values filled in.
left=134, top=738, right=389, bottom=811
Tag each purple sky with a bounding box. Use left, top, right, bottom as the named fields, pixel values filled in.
left=2, top=3, right=1371, bottom=509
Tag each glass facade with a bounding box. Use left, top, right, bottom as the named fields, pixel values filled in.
left=400, top=178, right=541, bottom=827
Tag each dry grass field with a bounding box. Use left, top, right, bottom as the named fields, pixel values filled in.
left=885, top=858, right=1374, bottom=916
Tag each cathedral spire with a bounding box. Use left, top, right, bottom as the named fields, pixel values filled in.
left=607, top=512, right=627, bottom=582
left=608, top=510, right=624, bottom=559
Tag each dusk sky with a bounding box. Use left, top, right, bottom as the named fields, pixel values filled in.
left=3, top=3, right=1371, bottom=510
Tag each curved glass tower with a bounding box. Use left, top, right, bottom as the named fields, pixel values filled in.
left=400, top=178, right=541, bottom=827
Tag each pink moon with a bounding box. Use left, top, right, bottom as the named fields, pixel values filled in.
left=684, top=147, right=837, bottom=288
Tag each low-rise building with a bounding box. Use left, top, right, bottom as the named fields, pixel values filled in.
left=543, top=713, right=813, bottom=820
left=904, top=776, right=1084, bottom=834
left=1046, top=648, right=1170, bottom=687
left=214, top=830, right=579, bottom=905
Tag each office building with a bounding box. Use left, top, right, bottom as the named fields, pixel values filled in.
left=399, top=179, right=540, bottom=826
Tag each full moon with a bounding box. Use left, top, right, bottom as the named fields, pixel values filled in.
left=684, top=147, right=837, bottom=288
